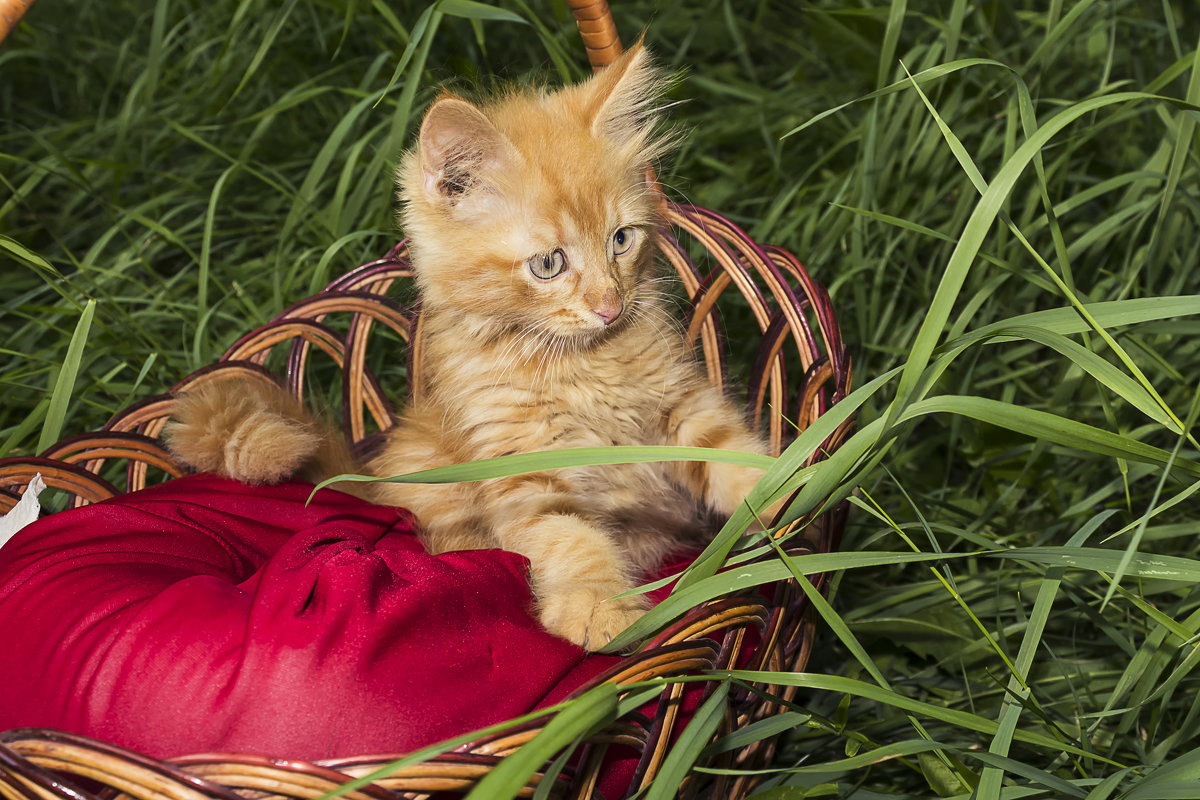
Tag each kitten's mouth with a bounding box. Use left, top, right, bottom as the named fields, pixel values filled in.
left=488, top=310, right=632, bottom=352
left=528, top=323, right=618, bottom=354
left=576, top=312, right=631, bottom=344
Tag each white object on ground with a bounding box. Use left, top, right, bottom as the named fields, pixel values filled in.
left=0, top=473, right=45, bottom=549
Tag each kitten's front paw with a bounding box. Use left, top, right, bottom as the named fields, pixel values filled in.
left=539, top=586, right=649, bottom=651
left=716, top=464, right=785, bottom=530
left=744, top=495, right=788, bottom=533
left=165, top=382, right=320, bottom=485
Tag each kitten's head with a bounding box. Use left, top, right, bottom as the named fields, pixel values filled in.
left=398, top=44, right=673, bottom=344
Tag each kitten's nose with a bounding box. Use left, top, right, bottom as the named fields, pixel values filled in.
left=593, top=288, right=623, bottom=326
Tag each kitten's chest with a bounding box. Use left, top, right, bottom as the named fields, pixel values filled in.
left=437, top=332, right=679, bottom=453
left=480, top=355, right=670, bottom=448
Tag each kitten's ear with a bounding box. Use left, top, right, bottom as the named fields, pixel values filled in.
left=418, top=94, right=508, bottom=203
left=585, top=41, right=663, bottom=144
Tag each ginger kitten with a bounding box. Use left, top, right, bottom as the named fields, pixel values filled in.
left=167, top=45, right=774, bottom=650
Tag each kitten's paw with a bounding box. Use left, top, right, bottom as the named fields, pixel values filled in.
left=539, top=586, right=649, bottom=651
left=165, top=382, right=320, bottom=485
left=712, top=463, right=784, bottom=529
left=744, top=494, right=788, bottom=533
left=220, top=411, right=321, bottom=485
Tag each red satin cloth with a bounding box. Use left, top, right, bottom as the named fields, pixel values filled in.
left=0, top=474, right=685, bottom=796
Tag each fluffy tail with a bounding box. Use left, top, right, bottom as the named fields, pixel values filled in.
left=164, top=379, right=359, bottom=488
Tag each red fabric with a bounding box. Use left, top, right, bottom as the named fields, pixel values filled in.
left=0, top=474, right=694, bottom=797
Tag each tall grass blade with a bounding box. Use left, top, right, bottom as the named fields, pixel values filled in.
left=463, top=683, right=617, bottom=799
left=644, top=681, right=730, bottom=800
left=1100, top=381, right=1200, bottom=609
left=37, top=300, right=96, bottom=454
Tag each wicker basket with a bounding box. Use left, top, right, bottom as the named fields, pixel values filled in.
left=0, top=3, right=853, bottom=798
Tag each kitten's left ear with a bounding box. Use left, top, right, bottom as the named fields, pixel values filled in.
left=585, top=41, right=664, bottom=144
left=418, top=94, right=510, bottom=204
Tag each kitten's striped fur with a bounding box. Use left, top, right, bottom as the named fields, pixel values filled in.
left=167, top=45, right=773, bottom=650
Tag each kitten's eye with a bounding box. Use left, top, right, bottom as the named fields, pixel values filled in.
left=612, top=226, right=636, bottom=256
left=528, top=248, right=567, bottom=280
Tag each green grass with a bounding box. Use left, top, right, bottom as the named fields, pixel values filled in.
left=3, top=0, right=1200, bottom=797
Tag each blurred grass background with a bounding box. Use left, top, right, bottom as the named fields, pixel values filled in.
left=3, top=0, right=1200, bottom=797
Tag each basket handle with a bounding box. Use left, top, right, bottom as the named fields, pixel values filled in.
left=565, top=1, right=664, bottom=212
left=0, top=0, right=33, bottom=44
left=566, top=0, right=622, bottom=71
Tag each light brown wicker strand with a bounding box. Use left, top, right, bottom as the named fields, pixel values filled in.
left=325, top=259, right=414, bottom=441
left=633, top=681, right=686, bottom=791
left=270, top=292, right=411, bottom=441
left=667, top=209, right=797, bottom=453
left=0, top=0, right=32, bottom=44
left=3, top=736, right=243, bottom=800
left=657, top=604, right=768, bottom=649
left=654, top=231, right=727, bottom=395
left=0, top=462, right=118, bottom=509
left=162, top=759, right=404, bottom=800
left=565, top=748, right=604, bottom=800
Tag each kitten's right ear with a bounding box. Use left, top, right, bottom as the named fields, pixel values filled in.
left=418, top=95, right=508, bottom=204
left=586, top=41, right=662, bottom=145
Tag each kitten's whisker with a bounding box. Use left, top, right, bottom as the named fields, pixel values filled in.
left=632, top=299, right=685, bottom=339
left=527, top=324, right=559, bottom=398
left=491, top=325, right=544, bottom=393
left=622, top=301, right=678, bottom=419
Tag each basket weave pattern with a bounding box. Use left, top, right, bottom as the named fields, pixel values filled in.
left=0, top=203, right=850, bottom=799
left=0, top=4, right=851, bottom=797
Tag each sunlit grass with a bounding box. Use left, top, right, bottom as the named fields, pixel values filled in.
left=3, top=0, right=1199, bottom=797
